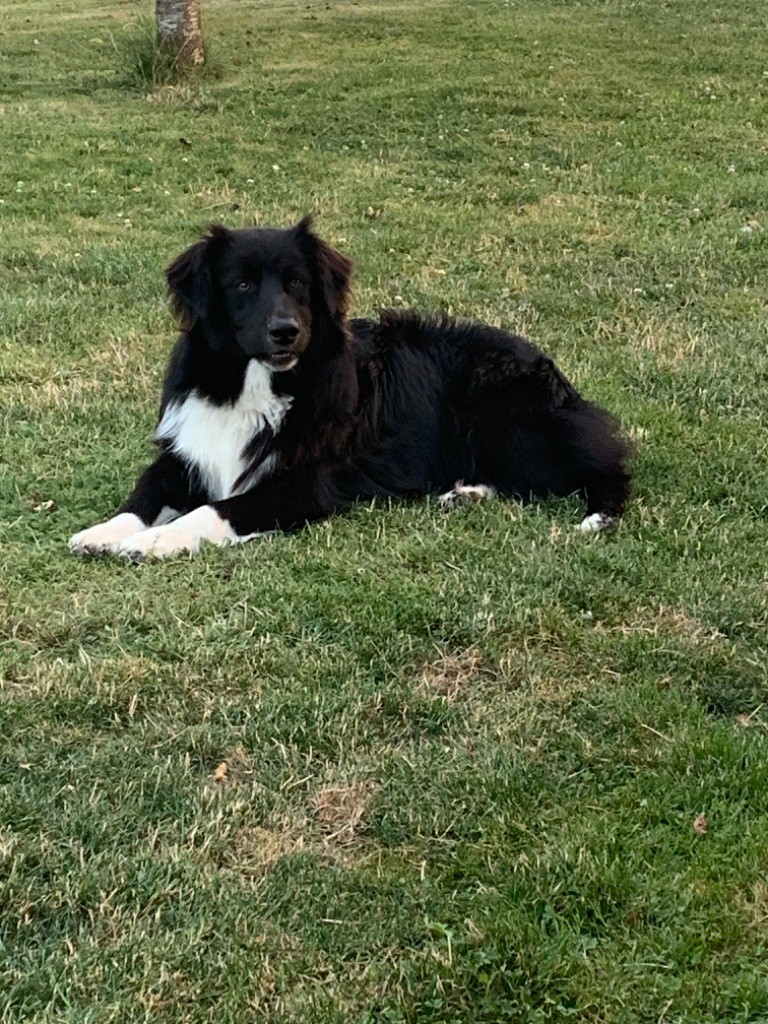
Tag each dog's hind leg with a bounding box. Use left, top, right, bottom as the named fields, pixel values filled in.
left=577, top=465, right=631, bottom=533
left=470, top=399, right=632, bottom=530
left=556, top=402, right=633, bottom=532
left=467, top=345, right=632, bottom=530
left=579, top=511, right=617, bottom=533
left=438, top=481, right=497, bottom=507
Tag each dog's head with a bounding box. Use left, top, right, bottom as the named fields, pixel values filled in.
left=165, top=216, right=353, bottom=371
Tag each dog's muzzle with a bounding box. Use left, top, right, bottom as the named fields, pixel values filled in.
left=263, top=317, right=301, bottom=370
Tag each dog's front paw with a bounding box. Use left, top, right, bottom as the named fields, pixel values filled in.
left=117, top=525, right=199, bottom=561
left=116, top=506, right=237, bottom=561
left=69, top=513, right=146, bottom=556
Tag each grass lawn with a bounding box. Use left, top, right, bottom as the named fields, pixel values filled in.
left=1, top=0, right=768, bottom=1020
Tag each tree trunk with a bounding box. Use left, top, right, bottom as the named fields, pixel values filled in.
left=156, top=0, right=205, bottom=70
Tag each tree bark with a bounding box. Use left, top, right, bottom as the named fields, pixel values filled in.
left=156, top=0, right=205, bottom=69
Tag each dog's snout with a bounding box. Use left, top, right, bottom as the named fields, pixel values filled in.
left=268, top=318, right=300, bottom=347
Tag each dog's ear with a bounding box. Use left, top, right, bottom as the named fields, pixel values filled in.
left=317, top=237, right=353, bottom=320
left=294, top=216, right=353, bottom=320
left=294, top=213, right=315, bottom=236
left=165, top=226, right=230, bottom=329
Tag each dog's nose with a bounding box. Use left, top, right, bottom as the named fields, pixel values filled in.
left=268, top=318, right=300, bottom=347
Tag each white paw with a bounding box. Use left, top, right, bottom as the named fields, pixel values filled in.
left=579, top=512, right=618, bottom=534
left=438, top=481, right=497, bottom=508
left=69, top=513, right=146, bottom=555
left=116, top=506, right=238, bottom=561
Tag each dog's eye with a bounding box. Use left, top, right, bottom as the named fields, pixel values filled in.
left=287, top=277, right=305, bottom=290
left=237, top=281, right=252, bottom=292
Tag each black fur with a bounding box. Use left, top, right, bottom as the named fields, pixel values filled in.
left=112, top=218, right=632, bottom=537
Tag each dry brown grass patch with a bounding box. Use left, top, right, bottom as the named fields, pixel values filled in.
left=228, top=821, right=309, bottom=874
left=741, top=881, right=768, bottom=931
left=603, top=605, right=726, bottom=644
left=312, top=780, right=380, bottom=846
left=420, top=648, right=483, bottom=702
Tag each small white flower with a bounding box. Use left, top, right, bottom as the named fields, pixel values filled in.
left=272, top=164, right=280, bottom=171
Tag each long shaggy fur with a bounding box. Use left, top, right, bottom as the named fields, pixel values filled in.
left=69, top=218, right=632, bottom=559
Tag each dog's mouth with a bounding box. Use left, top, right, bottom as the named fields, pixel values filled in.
left=264, top=353, right=299, bottom=371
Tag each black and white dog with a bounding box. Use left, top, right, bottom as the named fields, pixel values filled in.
left=69, top=218, right=632, bottom=560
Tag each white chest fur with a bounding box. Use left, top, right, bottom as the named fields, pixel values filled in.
left=155, top=360, right=291, bottom=500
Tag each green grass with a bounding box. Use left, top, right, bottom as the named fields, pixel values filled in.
left=2, top=0, right=768, bottom=1020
